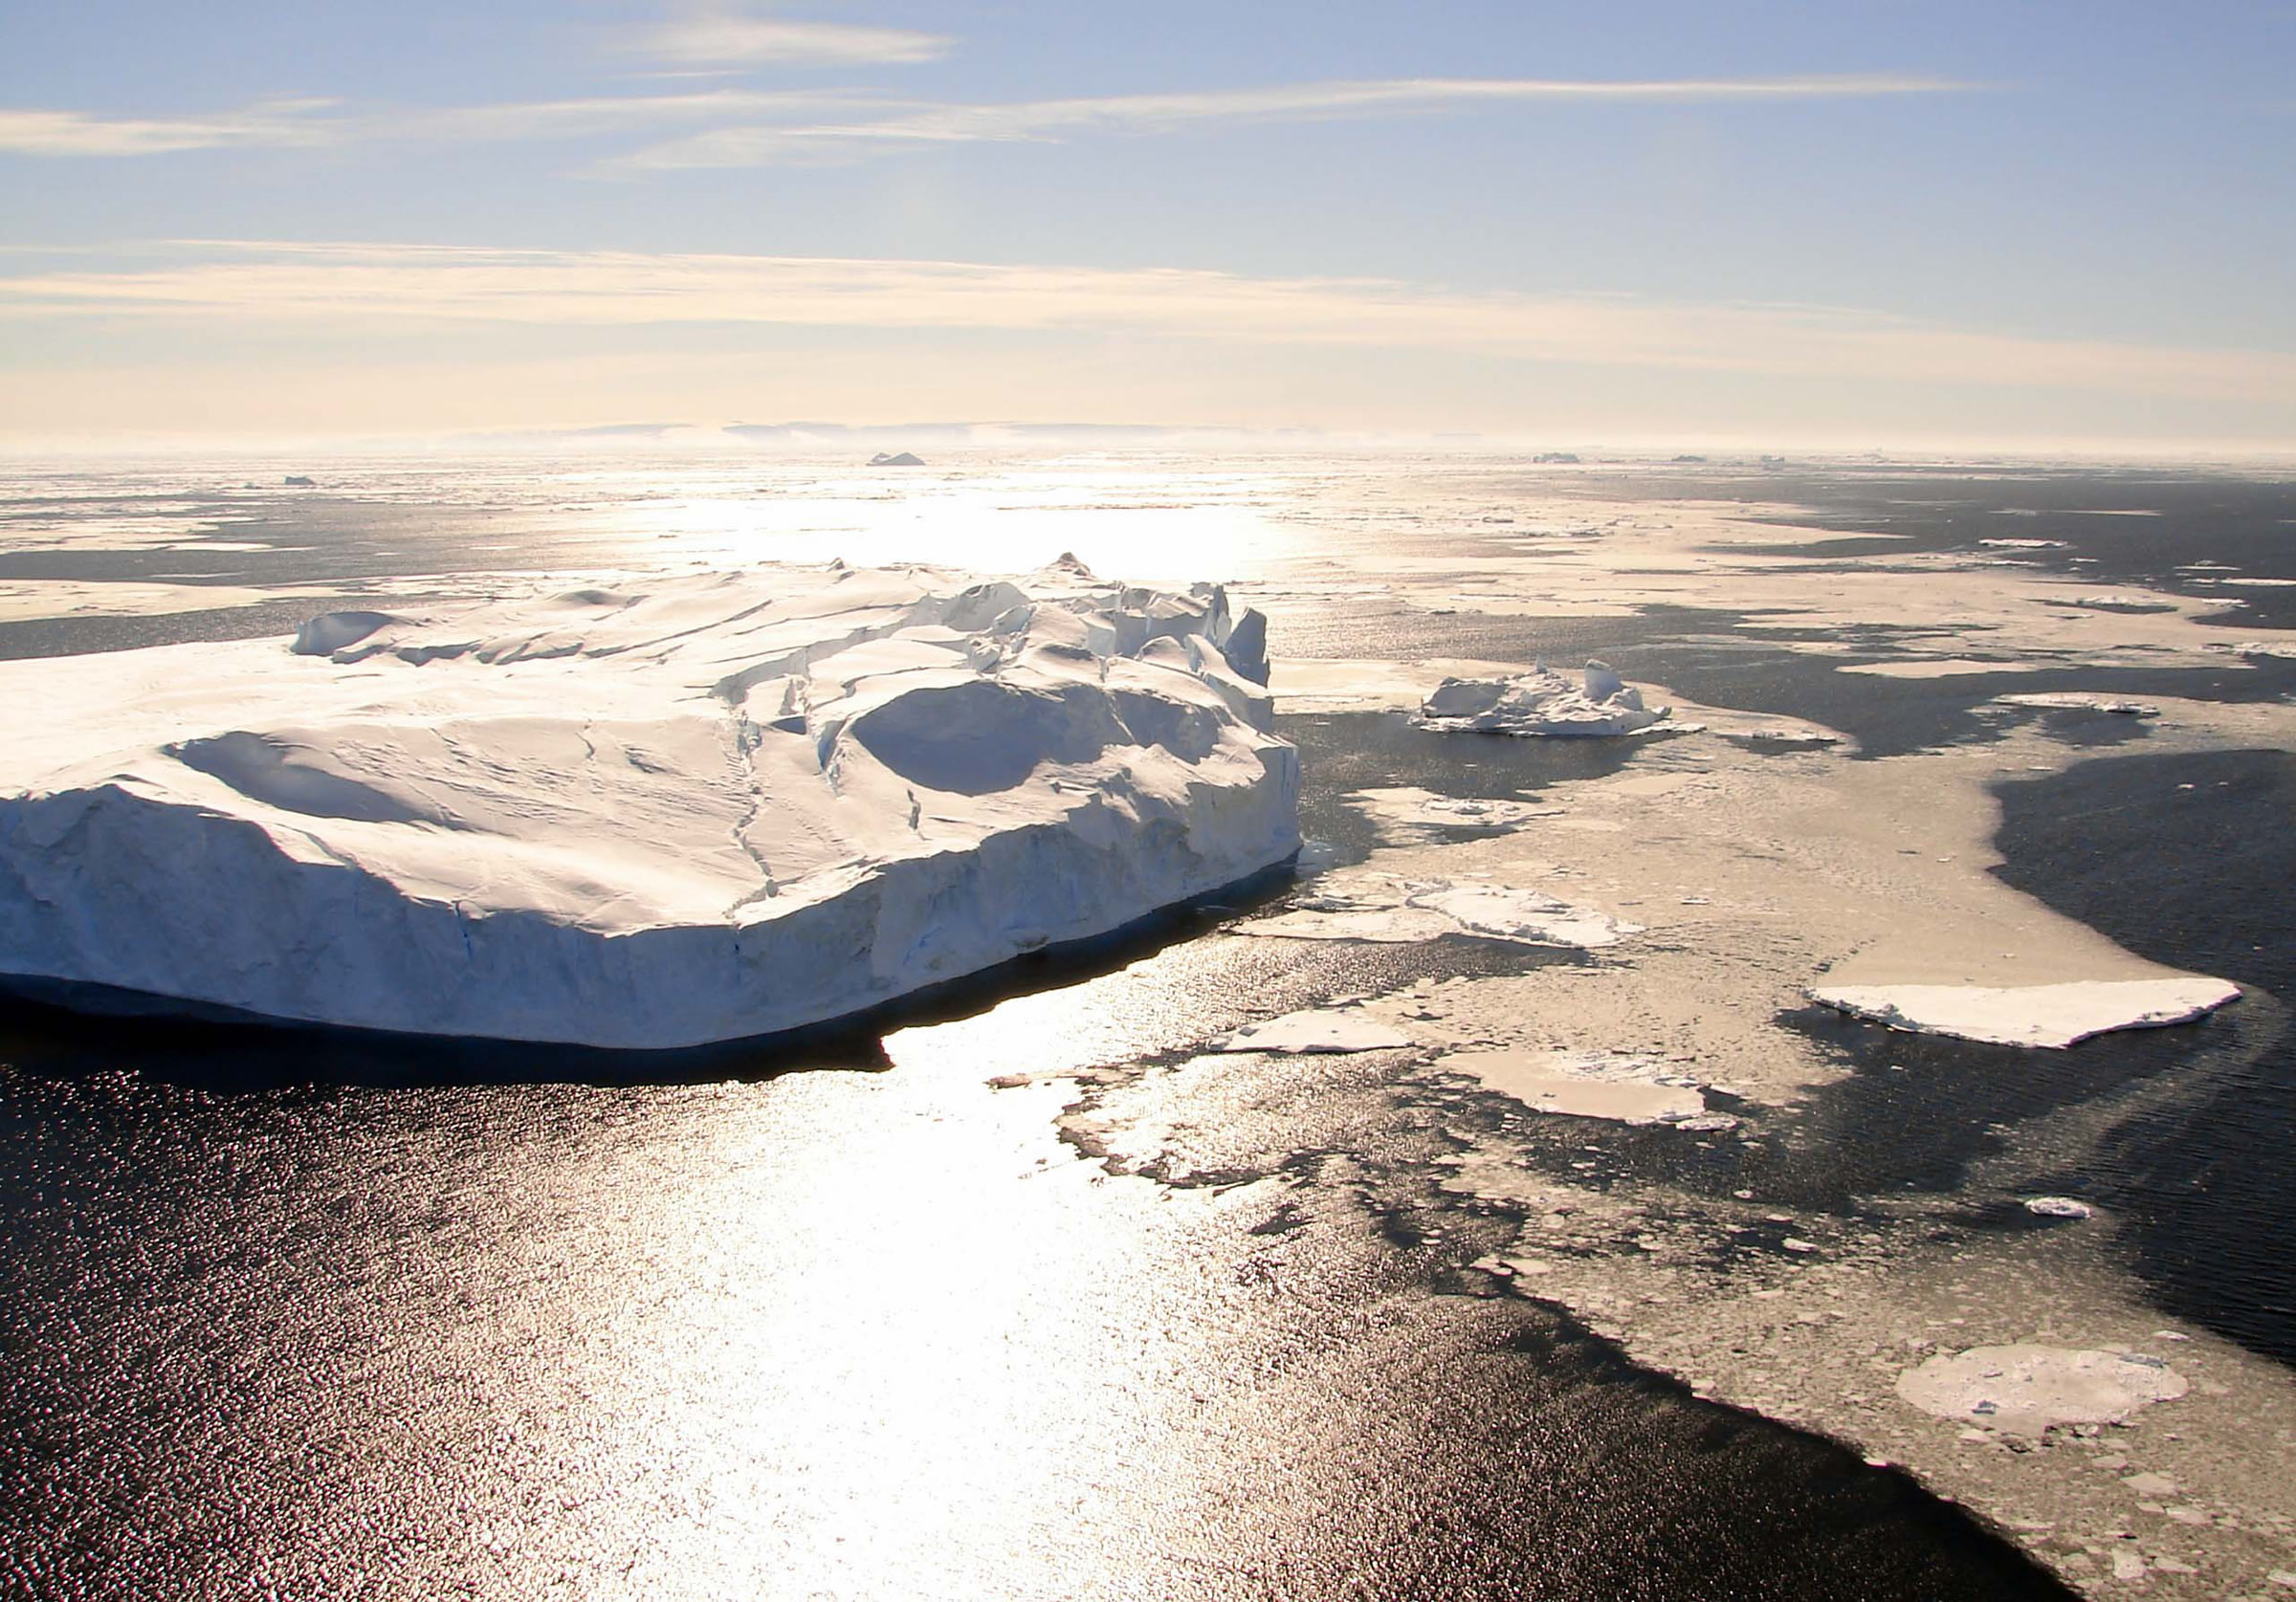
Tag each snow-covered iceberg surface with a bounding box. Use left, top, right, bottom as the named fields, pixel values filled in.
left=0, top=561, right=1299, bottom=1049
left=1414, top=661, right=1667, bottom=737
left=1807, top=977, right=2240, bottom=1049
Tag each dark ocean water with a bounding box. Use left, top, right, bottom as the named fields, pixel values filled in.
left=4, top=456, right=2289, bottom=1599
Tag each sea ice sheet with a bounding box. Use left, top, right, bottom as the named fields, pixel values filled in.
left=0, top=560, right=1299, bottom=1048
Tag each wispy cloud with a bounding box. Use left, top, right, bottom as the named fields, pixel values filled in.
left=631, top=14, right=955, bottom=67
left=0, top=73, right=1975, bottom=165
left=610, top=73, right=1978, bottom=169
left=4, top=240, right=2281, bottom=403
left=0, top=99, right=338, bottom=157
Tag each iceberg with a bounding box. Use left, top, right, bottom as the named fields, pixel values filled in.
left=1807, top=977, right=2240, bottom=1049
left=0, top=561, right=1298, bottom=1049
left=1414, top=661, right=1667, bottom=737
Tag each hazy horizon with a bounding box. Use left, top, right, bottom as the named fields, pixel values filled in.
left=5, top=2, right=2292, bottom=447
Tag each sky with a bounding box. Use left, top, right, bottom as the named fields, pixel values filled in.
left=2, top=0, right=2292, bottom=449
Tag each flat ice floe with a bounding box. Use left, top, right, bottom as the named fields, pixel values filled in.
left=1207, top=1007, right=1413, bottom=1055
left=1808, top=977, right=2241, bottom=1048
left=1414, top=661, right=1668, bottom=737
left=1233, top=872, right=1641, bottom=950
left=1343, top=786, right=1559, bottom=845
left=1896, top=1345, right=2187, bottom=1437
left=1439, top=1045, right=1711, bottom=1125
left=0, top=560, right=1298, bottom=1048
left=1994, top=691, right=2157, bottom=715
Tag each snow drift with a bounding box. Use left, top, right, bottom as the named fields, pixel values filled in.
left=0, top=560, right=1298, bottom=1049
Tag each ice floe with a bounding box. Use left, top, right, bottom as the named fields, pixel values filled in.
left=1414, top=661, right=1668, bottom=737
left=1207, top=1007, right=1414, bottom=1055
left=1439, top=1045, right=1710, bottom=1125
left=0, top=560, right=1297, bottom=1048
left=1896, top=1345, right=2187, bottom=1437
left=1233, top=872, right=1641, bottom=950
left=2023, top=1196, right=2094, bottom=1219
left=1994, top=692, right=2157, bottom=715
left=1342, top=786, right=1559, bottom=845
left=1807, top=977, right=2241, bottom=1048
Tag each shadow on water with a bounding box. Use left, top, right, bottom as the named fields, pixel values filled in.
left=1990, top=747, right=2296, bottom=1366
left=0, top=862, right=1307, bottom=1094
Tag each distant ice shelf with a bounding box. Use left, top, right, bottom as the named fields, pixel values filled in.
left=0, top=560, right=1298, bottom=1049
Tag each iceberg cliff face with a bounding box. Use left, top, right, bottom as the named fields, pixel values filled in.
left=0, top=561, right=1298, bottom=1049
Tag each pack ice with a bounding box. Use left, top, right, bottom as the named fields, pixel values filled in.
left=0, top=561, right=1298, bottom=1048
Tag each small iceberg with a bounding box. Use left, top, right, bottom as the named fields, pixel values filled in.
left=1414, top=661, right=1667, bottom=737
left=1807, top=977, right=2240, bottom=1049
left=869, top=451, right=926, bottom=468
left=0, top=561, right=1296, bottom=1049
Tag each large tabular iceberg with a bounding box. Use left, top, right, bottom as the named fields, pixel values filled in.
left=0, top=560, right=1299, bottom=1049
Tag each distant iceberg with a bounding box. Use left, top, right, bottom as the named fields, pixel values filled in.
left=1414, top=661, right=1667, bottom=737
left=0, top=561, right=1296, bottom=1049
left=869, top=451, right=926, bottom=468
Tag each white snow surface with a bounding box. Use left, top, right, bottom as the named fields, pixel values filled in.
left=1414, top=661, right=1667, bottom=737
left=1808, top=977, right=2240, bottom=1049
left=1895, top=1345, right=2187, bottom=1437
left=0, top=560, right=1298, bottom=1048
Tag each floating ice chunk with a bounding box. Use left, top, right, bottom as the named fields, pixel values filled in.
left=1978, top=538, right=2071, bottom=550
left=1415, top=661, right=1667, bottom=737
left=1896, top=1345, right=2187, bottom=1437
left=2042, top=591, right=2178, bottom=614
left=0, top=563, right=1296, bottom=1048
left=868, top=451, right=925, bottom=467
left=1207, top=1008, right=1414, bottom=1055
left=1807, top=977, right=2240, bottom=1048
left=1343, top=785, right=1559, bottom=845
left=1994, top=692, right=2156, bottom=715
left=2023, top=1196, right=2094, bottom=1218
left=1234, top=873, right=1640, bottom=950
left=1439, top=1046, right=1706, bottom=1125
